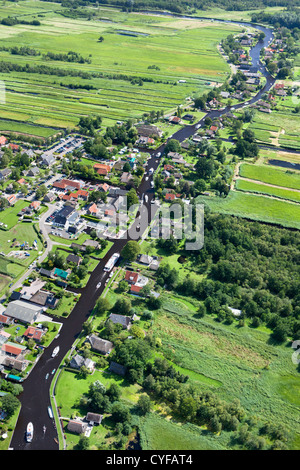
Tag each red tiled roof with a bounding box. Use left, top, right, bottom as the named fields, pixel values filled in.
left=2, top=344, right=23, bottom=356
left=97, top=168, right=109, bottom=176
left=0, top=314, right=10, bottom=324
left=131, top=285, right=142, bottom=293
left=24, top=326, right=43, bottom=341
left=125, top=271, right=139, bottom=283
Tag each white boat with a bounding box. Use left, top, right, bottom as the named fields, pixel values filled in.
left=48, top=406, right=53, bottom=419
left=52, top=346, right=59, bottom=358
left=96, top=281, right=102, bottom=289
left=26, top=422, right=33, bottom=442
left=104, top=253, right=120, bottom=272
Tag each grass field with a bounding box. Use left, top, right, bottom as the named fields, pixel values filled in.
left=250, top=108, right=300, bottom=150
left=148, top=295, right=300, bottom=449
left=196, top=192, right=300, bottom=229
left=235, top=179, right=300, bottom=203
left=139, top=413, right=225, bottom=450
left=239, top=163, right=300, bottom=190
left=0, top=1, right=241, bottom=136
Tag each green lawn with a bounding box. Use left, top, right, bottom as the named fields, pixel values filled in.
left=0, top=200, right=30, bottom=230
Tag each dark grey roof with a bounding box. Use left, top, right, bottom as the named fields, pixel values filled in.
left=40, top=268, right=52, bottom=278
left=108, top=313, right=131, bottom=328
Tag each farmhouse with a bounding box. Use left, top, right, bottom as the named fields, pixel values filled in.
left=108, top=313, right=131, bottom=330
left=136, top=124, right=162, bottom=138
left=67, top=419, right=87, bottom=434
left=87, top=334, right=113, bottom=355
left=69, top=354, right=95, bottom=371
left=86, top=412, right=103, bottom=425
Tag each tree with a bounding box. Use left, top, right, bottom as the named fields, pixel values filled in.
left=121, top=240, right=140, bottom=262
left=137, top=394, right=151, bottom=415
left=0, top=394, right=20, bottom=418
left=113, top=296, right=132, bottom=315
left=126, top=188, right=139, bottom=208
left=111, top=402, right=131, bottom=423
left=77, top=435, right=90, bottom=450
left=164, top=139, right=181, bottom=155
left=95, top=297, right=111, bottom=316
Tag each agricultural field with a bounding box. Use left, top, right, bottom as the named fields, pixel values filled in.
left=0, top=1, right=242, bottom=137
left=249, top=106, right=300, bottom=150
left=235, top=179, right=300, bottom=203
left=196, top=191, right=300, bottom=229
left=239, top=163, right=300, bottom=190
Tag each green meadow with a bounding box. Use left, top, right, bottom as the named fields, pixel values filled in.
left=235, top=179, right=300, bottom=203
left=148, top=296, right=300, bottom=449
left=0, top=1, right=241, bottom=137
left=196, top=192, right=300, bottom=229
left=239, top=163, right=300, bottom=190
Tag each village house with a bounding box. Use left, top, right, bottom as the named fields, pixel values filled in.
left=66, top=253, right=82, bottom=266
left=108, top=313, right=131, bottom=330
left=0, top=168, right=12, bottom=181
left=109, top=361, right=127, bottom=376
left=69, top=354, right=95, bottom=372
left=86, top=412, right=103, bottom=426
left=5, top=194, right=16, bottom=206
left=169, top=116, right=182, bottom=125
left=67, top=419, right=87, bottom=435
left=93, top=163, right=111, bottom=176
left=23, top=326, right=45, bottom=343
left=0, top=136, right=7, bottom=147
left=87, top=334, right=113, bottom=355
left=135, top=124, right=162, bottom=138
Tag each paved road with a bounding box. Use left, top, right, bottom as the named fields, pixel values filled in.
left=9, top=17, right=275, bottom=451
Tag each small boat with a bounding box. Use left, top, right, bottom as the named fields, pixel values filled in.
left=48, top=406, right=53, bottom=419
left=96, top=281, right=101, bottom=289
left=26, top=422, right=33, bottom=442
left=45, top=373, right=49, bottom=380
left=52, top=346, right=59, bottom=358
left=43, top=425, right=46, bottom=434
